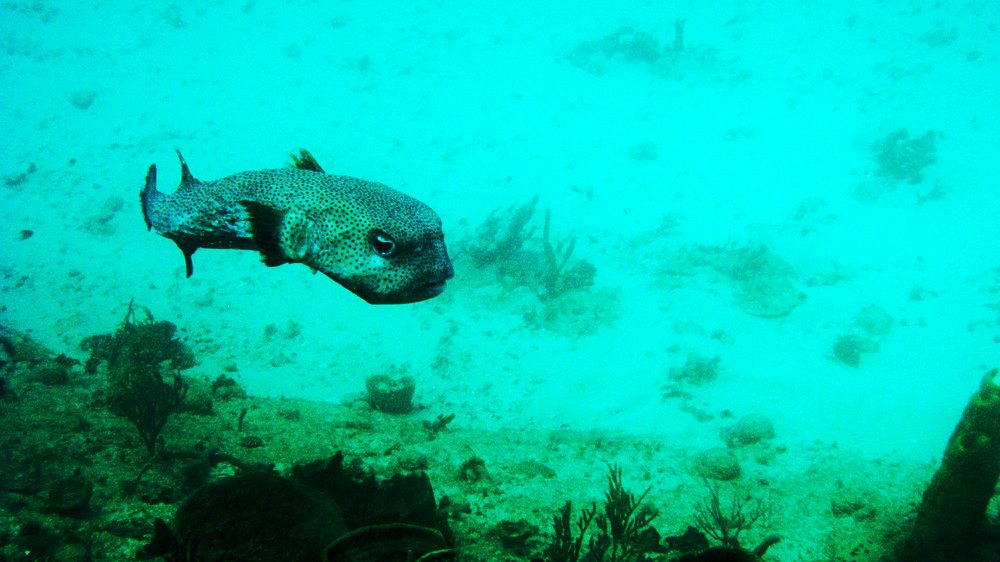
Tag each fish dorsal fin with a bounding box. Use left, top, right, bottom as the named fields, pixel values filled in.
left=241, top=201, right=317, bottom=267
left=175, top=149, right=200, bottom=188
left=290, top=149, right=326, bottom=173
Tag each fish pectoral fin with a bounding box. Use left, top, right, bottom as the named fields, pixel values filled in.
left=240, top=201, right=317, bottom=267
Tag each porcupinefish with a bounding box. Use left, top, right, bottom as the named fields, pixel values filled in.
left=141, top=150, right=453, bottom=304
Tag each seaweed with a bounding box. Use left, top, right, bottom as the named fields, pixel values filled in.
left=543, top=465, right=659, bottom=562
left=82, top=302, right=191, bottom=456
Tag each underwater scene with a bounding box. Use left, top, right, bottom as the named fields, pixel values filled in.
left=2, top=0, right=1000, bottom=560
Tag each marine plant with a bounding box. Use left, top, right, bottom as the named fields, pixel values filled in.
left=543, top=465, right=658, bottom=562
left=82, top=301, right=192, bottom=456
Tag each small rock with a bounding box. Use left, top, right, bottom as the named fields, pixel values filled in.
left=210, top=374, right=246, bottom=401
left=831, top=490, right=877, bottom=520
left=51, top=541, right=91, bottom=562
left=45, top=471, right=93, bottom=517
left=396, top=450, right=430, bottom=471
left=854, top=305, right=893, bottom=337
left=832, top=333, right=879, bottom=367
left=30, top=359, right=70, bottom=385
left=512, top=459, right=556, bottom=479
left=69, top=90, right=97, bottom=110
left=240, top=435, right=264, bottom=449
left=488, top=519, right=541, bottom=557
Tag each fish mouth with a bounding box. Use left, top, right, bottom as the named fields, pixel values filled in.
left=362, top=279, right=447, bottom=304
left=407, top=263, right=454, bottom=302
left=327, top=271, right=451, bottom=304
left=409, top=279, right=448, bottom=301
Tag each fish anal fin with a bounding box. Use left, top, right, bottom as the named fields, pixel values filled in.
left=289, top=149, right=325, bottom=173
left=175, top=241, right=196, bottom=278
left=175, top=149, right=199, bottom=188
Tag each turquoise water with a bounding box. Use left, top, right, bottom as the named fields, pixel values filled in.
left=2, top=1, right=1000, bottom=559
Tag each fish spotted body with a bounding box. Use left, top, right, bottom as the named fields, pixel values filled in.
left=141, top=150, right=453, bottom=304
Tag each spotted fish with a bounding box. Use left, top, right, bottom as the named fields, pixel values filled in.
left=141, top=150, right=454, bottom=304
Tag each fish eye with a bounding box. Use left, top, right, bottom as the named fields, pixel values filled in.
left=368, top=230, right=397, bottom=258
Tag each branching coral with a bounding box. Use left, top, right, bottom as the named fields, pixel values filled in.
left=466, top=196, right=540, bottom=267
left=692, top=480, right=771, bottom=549
left=466, top=197, right=595, bottom=300
left=82, top=301, right=191, bottom=456
left=540, top=209, right=596, bottom=300
left=543, top=465, right=658, bottom=562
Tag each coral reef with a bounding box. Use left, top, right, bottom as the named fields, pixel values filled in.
left=1, top=313, right=932, bottom=561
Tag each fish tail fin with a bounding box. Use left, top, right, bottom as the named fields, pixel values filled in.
left=140, top=164, right=159, bottom=231
left=142, top=159, right=197, bottom=278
